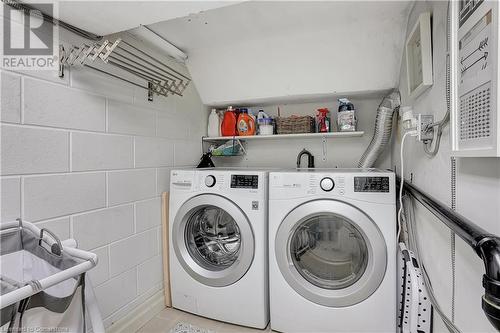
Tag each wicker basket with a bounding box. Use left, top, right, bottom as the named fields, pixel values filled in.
left=275, top=116, right=315, bottom=134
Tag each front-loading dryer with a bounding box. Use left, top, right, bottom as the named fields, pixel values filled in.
left=269, top=169, right=396, bottom=332
left=169, top=169, right=269, bottom=329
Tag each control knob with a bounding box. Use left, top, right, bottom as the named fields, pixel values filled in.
left=320, top=177, right=335, bottom=192
left=205, top=175, right=216, bottom=188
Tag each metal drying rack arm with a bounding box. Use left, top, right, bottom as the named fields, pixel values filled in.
left=59, top=38, right=191, bottom=101
left=397, top=177, right=500, bottom=330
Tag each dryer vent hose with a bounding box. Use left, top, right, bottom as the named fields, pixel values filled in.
left=358, top=90, right=401, bottom=168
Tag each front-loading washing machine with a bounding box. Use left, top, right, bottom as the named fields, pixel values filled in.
left=169, top=168, right=269, bottom=329
left=269, top=169, right=396, bottom=332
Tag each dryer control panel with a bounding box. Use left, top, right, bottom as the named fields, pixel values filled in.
left=231, top=175, right=259, bottom=189
left=354, top=177, right=390, bottom=193
left=269, top=170, right=395, bottom=204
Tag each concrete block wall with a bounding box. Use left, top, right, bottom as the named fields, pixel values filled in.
left=0, top=57, right=206, bottom=327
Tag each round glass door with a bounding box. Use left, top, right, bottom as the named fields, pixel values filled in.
left=173, top=194, right=254, bottom=287
left=290, top=214, right=368, bottom=290
left=185, top=205, right=241, bottom=271
left=275, top=200, right=387, bottom=307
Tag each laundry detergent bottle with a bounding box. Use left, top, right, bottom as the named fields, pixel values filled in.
left=208, top=109, right=220, bottom=137
left=221, top=106, right=238, bottom=136
left=237, top=108, right=256, bottom=136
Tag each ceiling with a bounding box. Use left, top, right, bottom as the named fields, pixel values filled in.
left=148, top=1, right=413, bottom=105
left=30, top=1, right=413, bottom=105
left=54, top=1, right=239, bottom=36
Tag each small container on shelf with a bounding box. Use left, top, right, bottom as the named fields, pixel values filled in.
left=257, top=117, right=274, bottom=135
left=337, top=98, right=357, bottom=132
left=275, top=115, right=315, bottom=134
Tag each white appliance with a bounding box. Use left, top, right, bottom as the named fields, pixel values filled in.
left=268, top=169, right=396, bottom=333
left=451, top=0, right=499, bottom=156
left=169, top=169, right=269, bottom=329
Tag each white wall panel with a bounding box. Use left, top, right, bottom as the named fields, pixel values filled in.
left=137, top=255, right=163, bottom=296
left=23, top=173, right=106, bottom=221
left=1, top=125, right=69, bottom=175
left=72, top=205, right=134, bottom=250
left=1, top=71, right=21, bottom=123
left=109, top=229, right=158, bottom=277
left=94, top=269, right=137, bottom=318
left=134, top=136, right=174, bottom=168
left=0, top=177, right=20, bottom=221
left=135, top=197, right=161, bottom=233
left=72, top=132, right=134, bottom=171
left=108, top=101, right=156, bottom=136
left=24, top=78, right=106, bottom=131
left=107, top=169, right=156, bottom=206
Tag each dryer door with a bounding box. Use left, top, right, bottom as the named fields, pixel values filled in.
left=275, top=199, right=387, bottom=307
left=173, top=194, right=255, bottom=287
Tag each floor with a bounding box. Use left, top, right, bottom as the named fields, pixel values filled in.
left=137, top=308, right=273, bottom=333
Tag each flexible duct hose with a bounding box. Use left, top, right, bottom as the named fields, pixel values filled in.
left=358, top=90, right=401, bottom=168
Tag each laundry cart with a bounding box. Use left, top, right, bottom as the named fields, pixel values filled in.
left=0, top=219, right=104, bottom=332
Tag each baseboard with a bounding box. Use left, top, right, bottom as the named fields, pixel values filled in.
left=106, top=290, right=166, bottom=333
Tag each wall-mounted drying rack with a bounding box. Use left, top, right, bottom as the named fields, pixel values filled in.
left=59, top=38, right=191, bottom=101
left=398, top=178, right=500, bottom=331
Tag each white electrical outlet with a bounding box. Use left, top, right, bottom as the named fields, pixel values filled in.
left=417, top=114, right=434, bottom=142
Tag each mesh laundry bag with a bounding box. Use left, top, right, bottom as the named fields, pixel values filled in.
left=0, top=223, right=87, bottom=332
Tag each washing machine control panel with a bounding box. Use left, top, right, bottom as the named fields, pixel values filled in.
left=205, top=175, right=216, bottom=188
left=320, top=177, right=335, bottom=192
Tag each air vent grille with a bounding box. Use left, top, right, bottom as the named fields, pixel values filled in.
left=459, top=82, right=491, bottom=140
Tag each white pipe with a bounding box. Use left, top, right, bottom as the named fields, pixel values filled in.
left=130, top=25, right=188, bottom=62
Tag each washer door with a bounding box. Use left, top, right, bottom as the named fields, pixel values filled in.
left=173, top=194, right=255, bottom=287
left=275, top=199, right=387, bottom=307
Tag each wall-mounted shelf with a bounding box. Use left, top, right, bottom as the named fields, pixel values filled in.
left=202, top=131, right=364, bottom=142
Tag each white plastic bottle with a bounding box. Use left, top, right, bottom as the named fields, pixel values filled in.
left=208, top=109, right=220, bottom=137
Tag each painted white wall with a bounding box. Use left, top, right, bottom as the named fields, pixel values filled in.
left=150, top=1, right=412, bottom=106
left=213, top=95, right=392, bottom=169
left=0, top=19, right=205, bottom=329
left=392, top=1, right=500, bottom=332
